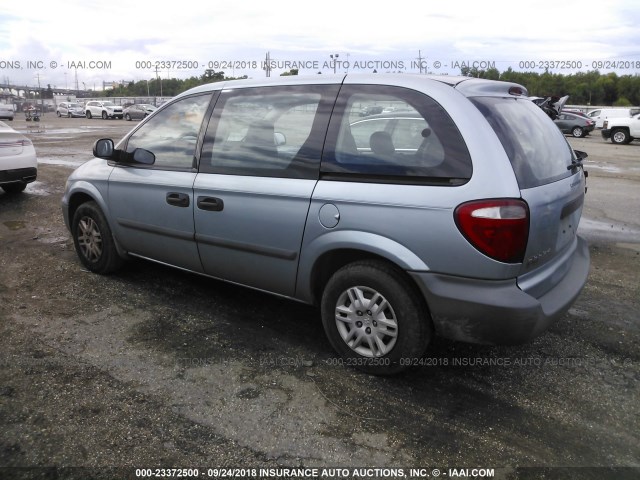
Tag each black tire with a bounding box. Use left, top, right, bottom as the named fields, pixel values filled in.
left=571, top=126, right=584, bottom=138
left=101, top=111, right=108, bottom=120
left=2, top=182, right=26, bottom=194
left=611, top=128, right=631, bottom=145
left=125, top=113, right=131, bottom=121
left=71, top=201, right=124, bottom=274
left=67, top=112, right=72, bottom=118
left=320, top=260, right=431, bottom=375
left=86, top=111, right=92, bottom=119
left=56, top=111, right=61, bottom=117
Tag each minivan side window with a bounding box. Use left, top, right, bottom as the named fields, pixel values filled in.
left=200, top=84, right=339, bottom=179
left=322, top=85, right=472, bottom=184
left=125, top=93, right=212, bottom=170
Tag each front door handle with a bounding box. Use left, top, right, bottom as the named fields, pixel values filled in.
left=166, top=192, right=190, bottom=208
left=197, top=196, right=224, bottom=212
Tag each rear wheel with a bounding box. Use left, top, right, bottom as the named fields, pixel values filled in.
left=611, top=128, right=631, bottom=144
left=571, top=126, right=584, bottom=138
left=125, top=113, right=131, bottom=121
left=321, top=260, right=431, bottom=375
left=71, top=201, right=124, bottom=274
left=56, top=111, right=61, bottom=117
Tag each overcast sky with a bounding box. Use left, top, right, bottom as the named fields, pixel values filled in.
left=1, top=0, right=639, bottom=90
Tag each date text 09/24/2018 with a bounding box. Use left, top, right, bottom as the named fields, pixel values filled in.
left=130, top=59, right=640, bottom=72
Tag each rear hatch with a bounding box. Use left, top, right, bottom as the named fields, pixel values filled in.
left=469, top=96, right=586, bottom=296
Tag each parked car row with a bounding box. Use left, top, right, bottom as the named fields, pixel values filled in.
left=545, top=104, right=639, bottom=141
left=53, top=101, right=157, bottom=120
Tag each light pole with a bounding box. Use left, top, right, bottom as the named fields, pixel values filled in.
left=330, top=54, right=339, bottom=74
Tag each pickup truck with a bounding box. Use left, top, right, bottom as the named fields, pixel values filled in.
left=602, top=113, right=640, bottom=144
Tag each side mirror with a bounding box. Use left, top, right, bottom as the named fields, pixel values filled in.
left=132, top=148, right=156, bottom=165
left=93, top=138, right=114, bottom=159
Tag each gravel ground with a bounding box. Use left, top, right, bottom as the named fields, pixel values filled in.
left=0, top=115, right=639, bottom=480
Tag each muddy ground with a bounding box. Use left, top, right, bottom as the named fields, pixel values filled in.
left=0, top=115, right=639, bottom=479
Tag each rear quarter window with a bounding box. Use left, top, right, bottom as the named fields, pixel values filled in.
left=322, top=85, right=472, bottom=185
left=470, top=97, right=574, bottom=189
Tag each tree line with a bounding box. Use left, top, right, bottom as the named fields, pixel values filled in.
left=97, top=67, right=639, bottom=107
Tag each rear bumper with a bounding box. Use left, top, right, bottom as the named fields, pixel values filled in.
left=0, top=167, right=37, bottom=185
left=410, top=235, right=590, bottom=345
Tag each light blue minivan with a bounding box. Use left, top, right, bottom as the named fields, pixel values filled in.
left=62, top=74, right=590, bottom=374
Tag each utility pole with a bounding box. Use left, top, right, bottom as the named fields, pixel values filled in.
left=416, top=50, right=425, bottom=74
left=154, top=66, right=162, bottom=98
left=330, top=54, right=339, bottom=73
left=34, top=73, right=43, bottom=112
left=264, top=52, right=271, bottom=77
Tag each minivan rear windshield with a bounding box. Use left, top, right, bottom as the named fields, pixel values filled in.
left=470, top=97, right=574, bottom=189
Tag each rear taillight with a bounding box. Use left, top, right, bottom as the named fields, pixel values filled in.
left=454, top=199, right=529, bottom=263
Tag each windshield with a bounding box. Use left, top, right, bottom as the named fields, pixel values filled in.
left=470, top=97, right=574, bottom=189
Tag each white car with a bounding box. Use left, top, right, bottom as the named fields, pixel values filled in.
left=0, top=121, right=37, bottom=193
left=586, top=108, right=638, bottom=129
left=57, top=102, right=86, bottom=118
left=0, top=103, right=15, bottom=121
left=84, top=100, right=123, bottom=120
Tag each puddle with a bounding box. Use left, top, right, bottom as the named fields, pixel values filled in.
left=36, top=235, right=68, bottom=244
left=24, top=181, right=51, bottom=196
left=578, top=217, right=640, bottom=243
left=38, top=157, right=86, bottom=167
left=584, top=161, right=622, bottom=173
left=3, top=220, right=26, bottom=230
left=18, top=126, right=121, bottom=135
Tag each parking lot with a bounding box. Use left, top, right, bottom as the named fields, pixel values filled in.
left=0, top=114, right=639, bottom=478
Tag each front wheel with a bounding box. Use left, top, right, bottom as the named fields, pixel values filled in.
left=101, top=111, right=108, bottom=120
left=124, top=113, right=131, bottom=121
left=321, top=260, right=431, bottom=375
left=571, top=126, right=584, bottom=138
left=86, top=111, right=92, bottom=119
left=71, top=201, right=124, bottom=274
left=56, top=111, right=61, bottom=117
left=611, top=128, right=631, bottom=144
